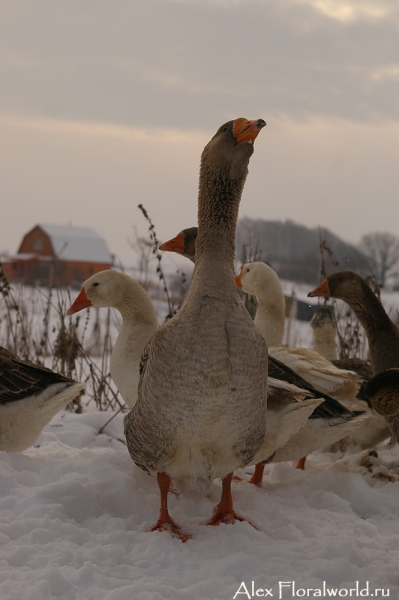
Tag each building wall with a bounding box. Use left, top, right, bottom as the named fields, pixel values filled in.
left=18, top=226, right=55, bottom=257
left=61, top=261, right=111, bottom=287
left=3, top=225, right=112, bottom=287
left=2, top=258, right=110, bottom=287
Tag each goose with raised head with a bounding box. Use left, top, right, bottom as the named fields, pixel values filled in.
left=0, top=346, right=85, bottom=452
left=124, top=118, right=268, bottom=541
left=67, top=269, right=158, bottom=408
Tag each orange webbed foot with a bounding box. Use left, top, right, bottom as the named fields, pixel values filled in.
left=150, top=472, right=192, bottom=542
left=148, top=518, right=192, bottom=543
left=202, top=472, right=260, bottom=530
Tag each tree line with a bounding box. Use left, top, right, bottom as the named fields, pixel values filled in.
left=236, top=218, right=399, bottom=287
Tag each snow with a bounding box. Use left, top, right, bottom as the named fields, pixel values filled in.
left=2, top=273, right=399, bottom=599
left=1, top=408, right=399, bottom=599
left=39, top=224, right=112, bottom=264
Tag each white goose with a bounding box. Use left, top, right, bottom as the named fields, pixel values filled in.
left=235, top=262, right=362, bottom=399
left=124, top=118, right=268, bottom=541
left=0, top=346, right=85, bottom=452
left=67, top=269, right=158, bottom=408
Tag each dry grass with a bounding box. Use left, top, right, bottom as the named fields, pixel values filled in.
left=0, top=207, right=188, bottom=413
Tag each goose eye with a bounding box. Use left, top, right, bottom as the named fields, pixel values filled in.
left=92, top=282, right=99, bottom=287
left=220, top=126, right=228, bottom=132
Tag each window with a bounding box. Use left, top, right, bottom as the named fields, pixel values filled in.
left=33, top=239, right=43, bottom=250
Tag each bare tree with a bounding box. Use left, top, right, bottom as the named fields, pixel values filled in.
left=358, top=232, right=399, bottom=286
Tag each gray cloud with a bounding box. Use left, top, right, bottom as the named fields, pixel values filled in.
left=1, top=0, right=398, bottom=128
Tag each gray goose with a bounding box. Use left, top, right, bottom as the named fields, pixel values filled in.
left=309, top=270, right=399, bottom=442
left=124, top=118, right=268, bottom=541
left=308, top=271, right=399, bottom=376
left=0, top=346, right=85, bottom=452
left=309, top=306, right=390, bottom=448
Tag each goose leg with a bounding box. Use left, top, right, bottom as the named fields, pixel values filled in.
left=296, top=456, right=307, bottom=470
left=249, top=463, right=265, bottom=486
left=148, top=472, right=192, bottom=542
left=203, top=473, right=259, bottom=529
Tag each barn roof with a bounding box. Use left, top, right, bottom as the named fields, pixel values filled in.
left=39, top=224, right=112, bottom=263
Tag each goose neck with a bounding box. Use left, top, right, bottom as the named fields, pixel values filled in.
left=346, top=285, right=393, bottom=336
left=196, top=166, right=244, bottom=263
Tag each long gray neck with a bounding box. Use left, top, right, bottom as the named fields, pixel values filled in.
left=196, top=166, right=244, bottom=258
left=343, top=283, right=399, bottom=373
left=192, top=165, right=246, bottom=297
left=346, top=284, right=393, bottom=336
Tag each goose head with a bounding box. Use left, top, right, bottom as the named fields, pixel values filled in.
left=200, top=118, right=266, bottom=182
left=159, top=227, right=197, bottom=263
left=235, top=262, right=282, bottom=299
left=67, top=269, right=141, bottom=314
left=308, top=271, right=364, bottom=303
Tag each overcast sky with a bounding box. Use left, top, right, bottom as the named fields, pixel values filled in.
left=1, top=0, right=398, bottom=263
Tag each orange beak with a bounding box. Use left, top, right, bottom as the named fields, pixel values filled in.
left=233, top=118, right=266, bottom=144
left=235, top=265, right=243, bottom=288
left=67, top=288, right=93, bottom=315
left=159, top=232, right=185, bottom=255
left=308, top=279, right=331, bottom=298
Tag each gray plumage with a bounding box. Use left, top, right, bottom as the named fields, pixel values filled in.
left=124, top=119, right=268, bottom=495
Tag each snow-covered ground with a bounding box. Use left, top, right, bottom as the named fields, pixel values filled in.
left=2, top=268, right=399, bottom=599
left=1, top=408, right=399, bottom=599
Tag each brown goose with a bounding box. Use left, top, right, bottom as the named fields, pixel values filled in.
left=159, top=227, right=197, bottom=262
left=308, top=271, right=399, bottom=376
left=124, top=118, right=268, bottom=541
left=0, top=346, right=85, bottom=452
left=309, top=271, right=399, bottom=444
left=309, top=305, right=390, bottom=446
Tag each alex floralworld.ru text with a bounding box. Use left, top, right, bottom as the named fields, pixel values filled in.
left=233, top=581, right=390, bottom=598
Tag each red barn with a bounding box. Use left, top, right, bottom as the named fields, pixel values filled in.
left=2, top=224, right=113, bottom=287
